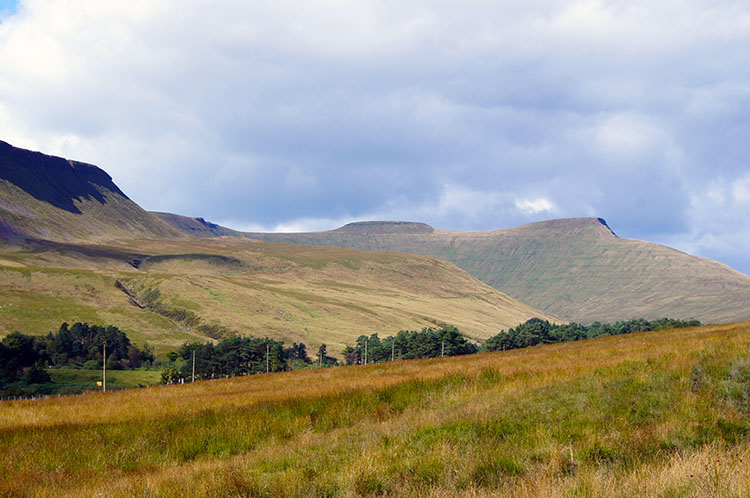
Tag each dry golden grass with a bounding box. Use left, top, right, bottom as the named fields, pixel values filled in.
left=0, top=322, right=748, bottom=497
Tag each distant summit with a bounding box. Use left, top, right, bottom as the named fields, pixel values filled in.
left=335, top=221, right=435, bottom=235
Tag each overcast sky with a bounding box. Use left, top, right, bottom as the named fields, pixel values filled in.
left=1, top=1, right=749, bottom=274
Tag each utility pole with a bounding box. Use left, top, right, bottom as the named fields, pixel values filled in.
left=192, top=350, right=196, bottom=383
left=102, top=342, right=106, bottom=393
left=391, top=341, right=395, bottom=362
left=266, top=342, right=270, bottom=374
left=364, top=340, right=368, bottom=365
left=441, top=340, right=445, bottom=358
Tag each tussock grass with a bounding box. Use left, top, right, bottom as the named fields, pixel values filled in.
left=0, top=322, right=749, bottom=496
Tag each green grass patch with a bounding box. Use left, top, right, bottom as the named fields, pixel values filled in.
left=47, top=369, right=161, bottom=393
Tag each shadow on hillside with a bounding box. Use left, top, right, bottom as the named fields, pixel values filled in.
left=0, top=140, right=127, bottom=214
left=18, top=237, right=242, bottom=270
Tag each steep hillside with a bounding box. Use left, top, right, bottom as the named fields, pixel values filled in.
left=213, top=218, right=750, bottom=324
left=0, top=140, right=185, bottom=243
left=0, top=236, right=553, bottom=355
left=151, top=211, right=244, bottom=238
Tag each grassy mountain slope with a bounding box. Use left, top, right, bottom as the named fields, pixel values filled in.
left=151, top=211, right=244, bottom=238
left=0, top=141, right=553, bottom=355
left=0, top=140, right=185, bottom=243
left=1, top=321, right=748, bottom=496
left=0, top=236, right=553, bottom=355
left=218, top=218, right=750, bottom=324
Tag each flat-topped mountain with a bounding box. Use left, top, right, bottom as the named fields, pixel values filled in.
left=195, top=217, right=750, bottom=325
left=335, top=221, right=435, bottom=235
left=0, top=140, right=185, bottom=243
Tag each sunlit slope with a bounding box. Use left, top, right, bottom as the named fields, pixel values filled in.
left=0, top=140, right=185, bottom=243
left=1, top=322, right=748, bottom=497
left=234, top=218, right=750, bottom=324
left=0, top=236, right=553, bottom=354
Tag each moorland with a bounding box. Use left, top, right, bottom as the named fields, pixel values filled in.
left=1, top=322, right=748, bottom=496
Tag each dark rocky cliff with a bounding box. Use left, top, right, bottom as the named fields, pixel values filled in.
left=0, top=140, right=184, bottom=242
left=0, top=140, right=128, bottom=214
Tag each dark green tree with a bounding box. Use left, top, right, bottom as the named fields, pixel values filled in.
left=25, top=361, right=51, bottom=385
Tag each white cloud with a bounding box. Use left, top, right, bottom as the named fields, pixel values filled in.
left=731, top=175, right=750, bottom=204
left=436, top=184, right=505, bottom=217
left=222, top=216, right=357, bottom=234
left=0, top=0, right=749, bottom=272
left=515, top=198, right=556, bottom=214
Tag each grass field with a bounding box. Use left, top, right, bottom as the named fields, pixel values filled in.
left=0, top=322, right=748, bottom=496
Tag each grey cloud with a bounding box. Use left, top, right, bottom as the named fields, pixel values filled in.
left=0, top=0, right=748, bottom=273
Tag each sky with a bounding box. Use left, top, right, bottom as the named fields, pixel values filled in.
left=0, top=1, right=749, bottom=274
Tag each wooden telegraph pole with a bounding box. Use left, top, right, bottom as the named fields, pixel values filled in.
left=266, top=342, right=270, bottom=374
left=102, top=342, right=106, bottom=393
left=192, top=349, right=196, bottom=383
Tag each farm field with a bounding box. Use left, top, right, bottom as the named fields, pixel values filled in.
left=1, top=321, right=748, bottom=497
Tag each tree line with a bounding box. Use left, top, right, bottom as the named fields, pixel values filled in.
left=0, top=322, right=154, bottom=395
left=160, top=337, right=337, bottom=383
left=481, top=317, right=701, bottom=352
left=1, top=317, right=702, bottom=394
left=341, top=326, right=478, bottom=365
left=337, top=318, right=702, bottom=366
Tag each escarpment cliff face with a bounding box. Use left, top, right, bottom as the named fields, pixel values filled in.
left=0, top=140, right=185, bottom=243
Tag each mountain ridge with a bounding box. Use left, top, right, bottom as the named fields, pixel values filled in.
left=3, top=139, right=748, bottom=327
left=168, top=216, right=750, bottom=324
